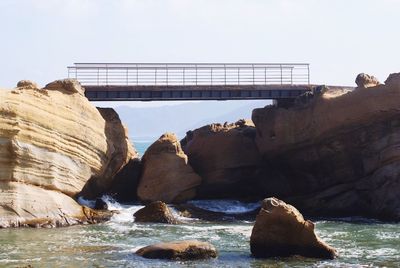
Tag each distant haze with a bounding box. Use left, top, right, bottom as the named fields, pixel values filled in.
left=106, top=100, right=269, bottom=140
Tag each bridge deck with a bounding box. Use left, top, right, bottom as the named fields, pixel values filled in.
left=68, top=63, right=312, bottom=101
left=83, top=84, right=314, bottom=101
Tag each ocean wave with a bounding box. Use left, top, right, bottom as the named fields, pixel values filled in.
left=187, top=200, right=260, bottom=214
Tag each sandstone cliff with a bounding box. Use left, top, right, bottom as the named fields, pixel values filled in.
left=0, top=79, right=136, bottom=227
left=137, top=133, right=201, bottom=203
left=252, top=73, right=400, bottom=220
left=181, top=120, right=264, bottom=199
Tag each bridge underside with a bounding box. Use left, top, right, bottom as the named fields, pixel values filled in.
left=84, top=85, right=314, bottom=101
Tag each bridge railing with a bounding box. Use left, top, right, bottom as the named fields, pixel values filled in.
left=67, top=63, right=310, bottom=86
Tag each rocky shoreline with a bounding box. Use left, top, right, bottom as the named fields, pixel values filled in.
left=1, top=73, right=399, bottom=261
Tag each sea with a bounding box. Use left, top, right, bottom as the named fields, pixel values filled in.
left=0, top=141, right=399, bottom=267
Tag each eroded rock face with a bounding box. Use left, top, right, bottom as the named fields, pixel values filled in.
left=355, top=73, right=380, bottom=88
left=79, top=108, right=138, bottom=199
left=181, top=120, right=264, bottom=199
left=134, top=201, right=179, bottom=224
left=136, top=240, right=218, bottom=260
left=385, top=72, right=400, bottom=87
left=250, top=198, right=337, bottom=259
left=252, top=74, right=400, bottom=220
left=0, top=79, right=135, bottom=227
left=137, top=133, right=201, bottom=203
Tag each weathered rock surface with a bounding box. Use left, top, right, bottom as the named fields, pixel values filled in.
left=137, top=133, right=201, bottom=203
left=252, top=73, right=400, bottom=220
left=385, top=72, right=400, bottom=87
left=136, top=240, right=218, bottom=260
left=355, top=73, right=380, bottom=88
left=250, top=197, right=337, bottom=259
left=79, top=107, right=138, bottom=199
left=105, top=158, right=142, bottom=202
left=181, top=120, right=264, bottom=199
left=0, top=79, right=136, bottom=227
left=134, top=201, right=179, bottom=224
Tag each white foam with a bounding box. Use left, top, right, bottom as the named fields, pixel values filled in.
left=188, top=200, right=260, bottom=214
left=77, top=196, right=95, bottom=208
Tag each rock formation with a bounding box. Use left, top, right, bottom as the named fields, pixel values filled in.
left=136, top=240, right=218, bottom=260
left=250, top=197, right=337, bottom=259
left=181, top=120, right=264, bottom=199
left=137, top=133, right=201, bottom=203
left=105, top=158, right=142, bottom=202
left=0, top=79, right=136, bottom=227
left=355, top=73, right=380, bottom=88
left=134, top=201, right=179, bottom=224
left=252, top=73, right=400, bottom=221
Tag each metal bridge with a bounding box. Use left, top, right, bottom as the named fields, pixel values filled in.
left=67, top=63, right=313, bottom=101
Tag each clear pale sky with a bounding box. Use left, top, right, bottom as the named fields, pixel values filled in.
left=1, top=0, right=399, bottom=89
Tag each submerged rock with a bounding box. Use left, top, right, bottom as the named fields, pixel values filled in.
left=181, top=120, right=264, bottom=199
left=173, top=203, right=259, bottom=222
left=252, top=73, right=400, bottom=221
left=137, top=133, right=201, bottom=203
left=0, top=79, right=136, bottom=227
left=136, top=240, right=218, bottom=260
left=250, top=197, right=337, bottom=259
left=134, top=201, right=179, bottom=224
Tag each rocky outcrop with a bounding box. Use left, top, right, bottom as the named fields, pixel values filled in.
left=134, top=201, right=179, bottom=224
left=0, top=79, right=136, bottom=227
left=250, top=198, right=337, bottom=259
left=79, top=107, right=138, bottom=199
left=385, top=72, right=400, bottom=86
left=137, top=133, right=201, bottom=203
left=105, top=158, right=142, bottom=202
left=181, top=120, right=264, bottom=199
left=252, top=73, right=400, bottom=221
left=136, top=240, right=218, bottom=260
left=355, top=73, right=380, bottom=88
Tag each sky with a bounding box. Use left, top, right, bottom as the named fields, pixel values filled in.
left=1, top=0, right=399, bottom=90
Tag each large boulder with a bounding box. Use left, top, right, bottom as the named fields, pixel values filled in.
left=250, top=197, right=337, bottom=259
left=134, top=201, right=179, bottom=224
left=79, top=107, right=138, bottom=199
left=252, top=73, right=400, bottom=220
left=181, top=120, right=264, bottom=199
left=0, top=79, right=136, bottom=227
left=136, top=240, right=218, bottom=260
left=105, top=158, right=142, bottom=202
left=355, top=73, right=380, bottom=88
left=137, top=133, right=201, bottom=203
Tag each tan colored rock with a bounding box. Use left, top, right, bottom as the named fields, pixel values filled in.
left=80, top=108, right=137, bottom=199
left=44, top=78, right=85, bottom=96
left=181, top=119, right=263, bottom=199
left=250, top=197, right=337, bottom=259
left=136, top=240, right=218, bottom=260
left=137, top=133, right=201, bottom=203
left=252, top=74, right=400, bottom=220
left=0, top=182, right=112, bottom=228
left=0, top=79, right=136, bottom=227
left=134, top=201, right=179, bottom=224
left=355, top=73, right=380, bottom=88
left=16, top=80, right=39, bottom=89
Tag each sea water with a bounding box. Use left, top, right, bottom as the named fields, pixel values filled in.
left=0, top=142, right=399, bottom=267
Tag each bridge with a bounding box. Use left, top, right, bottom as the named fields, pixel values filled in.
left=67, top=63, right=314, bottom=101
